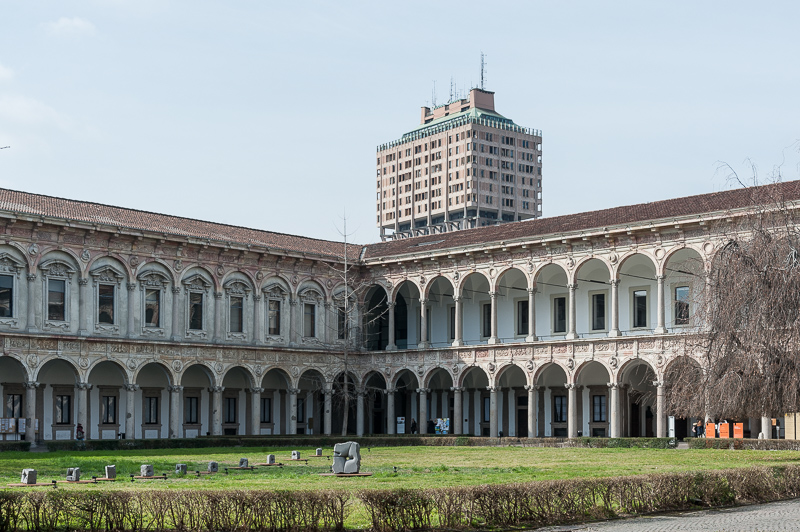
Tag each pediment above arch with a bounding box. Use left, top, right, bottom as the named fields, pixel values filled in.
left=182, top=273, right=212, bottom=292
left=89, top=265, right=125, bottom=284
left=39, top=259, right=76, bottom=278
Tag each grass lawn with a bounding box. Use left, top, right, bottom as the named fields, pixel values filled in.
left=2, top=444, right=800, bottom=492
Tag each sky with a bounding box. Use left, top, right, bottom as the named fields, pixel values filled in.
left=1, top=1, right=799, bottom=245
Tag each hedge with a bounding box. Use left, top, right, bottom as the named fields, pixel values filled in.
left=42, top=435, right=675, bottom=452
left=1, top=466, right=799, bottom=531
left=0, top=441, right=30, bottom=453
left=687, top=438, right=800, bottom=450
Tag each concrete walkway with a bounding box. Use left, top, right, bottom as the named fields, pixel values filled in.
left=537, top=499, right=800, bottom=531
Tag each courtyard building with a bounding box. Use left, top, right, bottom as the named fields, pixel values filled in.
left=0, top=182, right=797, bottom=443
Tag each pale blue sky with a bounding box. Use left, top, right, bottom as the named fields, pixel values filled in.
left=1, top=1, right=798, bottom=244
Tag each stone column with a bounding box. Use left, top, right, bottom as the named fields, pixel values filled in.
left=323, top=389, right=333, bottom=435
left=76, top=382, right=91, bottom=439
left=453, top=295, right=464, bottom=346
left=168, top=385, right=182, bottom=439
left=210, top=386, right=224, bottom=436
left=253, top=295, right=262, bottom=345
left=609, top=279, right=620, bottom=337
left=566, top=283, right=578, bottom=340
left=419, top=299, right=429, bottom=348
left=26, top=273, right=37, bottom=332
left=124, top=384, right=139, bottom=439
left=171, top=287, right=181, bottom=341
left=288, top=388, right=298, bottom=435
left=507, top=388, right=516, bottom=436
left=654, top=380, right=665, bottom=438
left=655, top=275, right=667, bottom=334
left=526, top=287, right=537, bottom=342
left=417, top=388, right=429, bottom=433
left=214, top=291, right=223, bottom=343
left=524, top=384, right=536, bottom=438
left=452, top=387, right=463, bottom=435
left=23, top=381, right=39, bottom=444
left=386, top=302, right=396, bottom=350
left=608, top=383, right=620, bottom=438
left=386, top=388, right=396, bottom=434
left=126, top=282, right=136, bottom=338
left=566, top=384, right=579, bottom=438
left=250, top=387, right=263, bottom=436
left=761, top=416, right=772, bottom=439
left=462, top=389, right=470, bottom=435
left=488, top=386, right=499, bottom=437
left=488, top=291, right=499, bottom=344
left=78, top=278, right=89, bottom=336
left=356, top=388, right=365, bottom=436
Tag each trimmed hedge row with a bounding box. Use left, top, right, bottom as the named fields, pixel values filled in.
left=1, top=466, right=799, bottom=531
left=0, top=441, right=30, bottom=453
left=687, top=438, right=800, bottom=450
left=42, top=435, right=675, bottom=452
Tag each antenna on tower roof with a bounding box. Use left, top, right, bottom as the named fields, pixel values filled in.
left=432, top=80, right=437, bottom=107
left=480, top=51, right=486, bottom=90
left=449, top=76, right=454, bottom=103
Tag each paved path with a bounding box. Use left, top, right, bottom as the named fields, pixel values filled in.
left=537, top=499, right=800, bottom=531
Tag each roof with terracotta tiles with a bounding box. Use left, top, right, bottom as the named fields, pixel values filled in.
left=0, top=188, right=362, bottom=260
left=362, top=180, right=800, bottom=260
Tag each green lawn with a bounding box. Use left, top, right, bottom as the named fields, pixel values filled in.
left=2, top=445, right=800, bottom=492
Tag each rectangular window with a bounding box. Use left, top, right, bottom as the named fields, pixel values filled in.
left=6, top=393, right=22, bottom=418
left=482, top=303, right=491, bottom=337
left=337, top=306, right=346, bottom=340
left=0, top=275, right=13, bottom=317
left=304, top=303, right=316, bottom=337
left=55, top=395, right=71, bottom=424
left=145, top=289, right=160, bottom=327
left=260, top=397, right=271, bottom=423
left=189, top=292, right=203, bottom=330
left=224, top=397, right=236, bottom=424
left=675, top=286, right=690, bottom=325
left=591, top=293, right=606, bottom=331
left=229, top=296, right=243, bottom=333
left=517, top=300, right=529, bottom=336
left=98, top=284, right=115, bottom=324
left=185, top=396, right=199, bottom=424
left=553, top=296, right=567, bottom=333
left=145, top=396, right=159, bottom=424
left=268, top=300, right=281, bottom=335
left=101, top=395, right=116, bottom=424
left=633, top=290, right=647, bottom=328
left=554, top=396, right=567, bottom=423
left=449, top=305, right=455, bottom=341
left=592, top=395, right=607, bottom=422
left=48, top=279, right=66, bottom=321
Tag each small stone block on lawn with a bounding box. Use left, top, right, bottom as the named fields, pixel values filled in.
left=266, top=454, right=275, bottom=465
left=316, top=448, right=323, bottom=456
left=140, top=465, right=154, bottom=477
left=292, top=450, right=301, bottom=460
left=239, top=458, right=248, bottom=467
left=20, top=469, right=36, bottom=484
left=208, top=461, right=219, bottom=473
left=66, top=468, right=80, bottom=482
left=105, top=465, right=116, bottom=479
left=175, top=464, right=187, bottom=475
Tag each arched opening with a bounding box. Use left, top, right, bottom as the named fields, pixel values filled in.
left=86, top=361, right=127, bottom=440
left=37, top=358, right=79, bottom=441
left=393, top=369, right=420, bottom=433
left=460, top=272, right=491, bottom=344
left=497, top=364, right=527, bottom=437
left=260, top=368, right=291, bottom=435
left=221, top=366, right=253, bottom=436
left=331, top=371, right=359, bottom=436
left=426, top=277, right=455, bottom=347
left=535, top=363, right=568, bottom=437
left=364, top=372, right=388, bottom=434
left=618, top=254, right=658, bottom=334
left=363, top=285, right=389, bottom=351
left=181, top=364, right=214, bottom=438
left=460, top=366, right=490, bottom=436
left=619, top=360, right=657, bottom=437
left=574, top=259, right=612, bottom=337
left=535, top=264, right=569, bottom=340
left=576, top=361, right=611, bottom=437
left=495, top=268, right=530, bottom=342
left=0, top=356, right=30, bottom=442
left=663, top=248, right=705, bottom=330
left=393, top=281, right=420, bottom=349
left=664, top=355, right=705, bottom=440
left=298, top=369, right=325, bottom=435
left=425, top=368, right=454, bottom=433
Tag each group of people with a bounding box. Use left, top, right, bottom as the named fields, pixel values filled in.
left=691, top=419, right=732, bottom=438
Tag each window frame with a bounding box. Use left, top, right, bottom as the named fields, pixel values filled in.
left=629, top=286, right=650, bottom=330
left=588, top=289, right=609, bottom=332
left=0, top=252, right=23, bottom=327
left=550, top=293, right=568, bottom=335
left=182, top=273, right=212, bottom=339
left=672, top=282, right=693, bottom=327
left=143, top=391, right=160, bottom=426
left=263, top=283, right=288, bottom=341
left=90, top=265, right=125, bottom=334
left=40, top=259, right=75, bottom=330
left=137, top=270, right=170, bottom=336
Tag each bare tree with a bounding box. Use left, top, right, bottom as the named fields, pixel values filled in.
left=666, top=172, right=800, bottom=422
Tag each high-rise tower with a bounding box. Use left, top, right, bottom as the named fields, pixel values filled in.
left=376, top=88, right=542, bottom=240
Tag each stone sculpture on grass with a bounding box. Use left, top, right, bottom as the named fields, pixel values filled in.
left=332, top=442, right=361, bottom=474
left=21, top=469, right=36, bottom=484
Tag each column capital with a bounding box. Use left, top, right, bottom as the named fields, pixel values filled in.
left=26, top=273, right=36, bottom=282
left=652, top=380, right=664, bottom=388
left=452, top=295, right=462, bottom=303
left=249, top=387, right=265, bottom=394
left=486, top=386, right=501, bottom=393
left=287, top=387, right=300, bottom=395
left=289, top=298, right=298, bottom=306
left=253, top=294, right=262, bottom=302
left=208, top=386, right=225, bottom=393
left=527, top=287, right=538, bottom=295
left=172, top=286, right=182, bottom=294
left=23, top=381, right=40, bottom=389
left=127, top=282, right=137, bottom=291
left=123, top=383, right=140, bottom=392
left=488, top=290, right=498, bottom=299
left=384, top=387, right=397, bottom=394
left=607, top=382, right=619, bottom=390
left=524, top=384, right=535, bottom=391
left=78, top=278, right=89, bottom=286
left=76, top=382, right=92, bottom=391
left=419, top=298, right=429, bottom=306
left=387, top=301, right=396, bottom=309
left=564, top=383, right=580, bottom=390
left=450, top=386, right=464, bottom=393
left=609, top=279, right=620, bottom=287
left=416, top=387, right=430, bottom=394
left=656, top=274, right=666, bottom=282
left=214, top=291, right=223, bottom=300
left=567, top=283, right=578, bottom=290
left=168, top=385, right=184, bottom=393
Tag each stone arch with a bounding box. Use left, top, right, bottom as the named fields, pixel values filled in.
left=220, top=365, right=255, bottom=436
left=390, top=278, right=421, bottom=302
left=493, top=265, right=531, bottom=292
left=86, top=359, right=130, bottom=440
left=221, top=365, right=256, bottom=389
left=662, top=246, right=705, bottom=329
left=455, top=270, right=491, bottom=295
left=180, top=267, right=215, bottom=291
left=362, top=370, right=388, bottom=434
left=33, top=355, right=79, bottom=382
left=495, top=362, right=528, bottom=387
left=424, top=366, right=454, bottom=389
left=87, top=253, right=134, bottom=280
left=135, top=258, right=179, bottom=286
left=221, top=269, right=257, bottom=289
left=0, top=242, right=31, bottom=271
left=573, top=256, right=612, bottom=284
left=181, top=362, right=216, bottom=387
left=534, top=263, right=570, bottom=339
left=392, top=368, right=420, bottom=390
left=36, top=357, right=80, bottom=440
left=364, top=284, right=390, bottom=350
left=457, top=364, right=491, bottom=388
left=86, top=358, right=130, bottom=384
left=423, top=275, right=455, bottom=300
left=533, top=361, right=568, bottom=387
left=494, top=267, right=530, bottom=342
left=616, top=252, right=659, bottom=333
left=618, top=358, right=658, bottom=438
left=32, top=247, right=82, bottom=272
left=132, top=361, right=174, bottom=386
left=615, top=250, right=658, bottom=279
left=391, top=280, right=420, bottom=349
left=574, top=257, right=613, bottom=336
left=260, top=366, right=292, bottom=390
left=297, top=279, right=327, bottom=301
